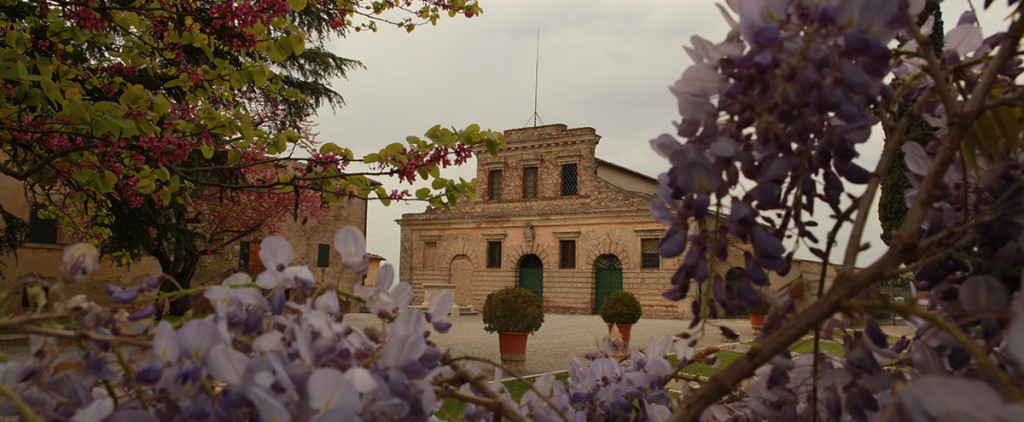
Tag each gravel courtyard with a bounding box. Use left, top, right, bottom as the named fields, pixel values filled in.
left=343, top=313, right=915, bottom=375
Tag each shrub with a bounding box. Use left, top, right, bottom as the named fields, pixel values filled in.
left=600, top=291, right=642, bottom=324
left=482, top=287, right=544, bottom=334
left=747, top=299, right=772, bottom=316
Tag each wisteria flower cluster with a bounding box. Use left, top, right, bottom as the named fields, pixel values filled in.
left=652, top=0, right=1024, bottom=420
left=1, top=226, right=730, bottom=421
left=0, top=227, right=461, bottom=421
left=652, top=0, right=928, bottom=312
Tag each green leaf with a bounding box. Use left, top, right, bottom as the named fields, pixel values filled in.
left=268, top=39, right=290, bottom=61
left=152, top=94, right=171, bottom=115
left=239, top=114, right=255, bottom=141
left=41, top=79, right=60, bottom=105
left=415, top=188, right=431, bottom=200
left=287, top=0, right=308, bottom=11
left=62, top=98, right=90, bottom=123
left=270, top=133, right=288, bottom=154
left=363, top=153, right=380, bottom=163
left=200, top=143, right=214, bottom=159
left=35, top=57, right=52, bottom=80
left=108, top=116, right=135, bottom=129
left=229, top=72, right=245, bottom=89
left=97, top=170, right=117, bottom=193
left=158, top=187, right=171, bottom=205
left=136, top=177, right=157, bottom=194
left=288, top=33, right=305, bottom=56
left=119, top=84, right=146, bottom=106
left=432, top=177, right=447, bottom=190
left=72, top=169, right=98, bottom=185
left=251, top=65, right=270, bottom=86
left=485, top=137, right=498, bottom=156
left=281, top=129, right=299, bottom=144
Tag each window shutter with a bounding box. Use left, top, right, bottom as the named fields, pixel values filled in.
left=317, top=244, right=330, bottom=268
left=240, top=241, right=250, bottom=270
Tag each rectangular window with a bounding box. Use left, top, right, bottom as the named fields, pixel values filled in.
left=487, top=169, right=503, bottom=200
left=561, top=163, right=578, bottom=196
left=641, top=239, right=660, bottom=269
left=487, top=241, right=502, bottom=268
left=522, top=166, right=538, bottom=198
left=27, top=207, right=57, bottom=244
left=423, top=241, right=437, bottom=269
left=317, top=244, right=330, bottom=268
left=559, top=240, right=576, bottom=269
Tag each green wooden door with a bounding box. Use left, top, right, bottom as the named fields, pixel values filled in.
left=518, top=255, right=543, bottom=300
left=594, top=255, right=623, bottom=314
left=725, top=267, right=746, bottom=316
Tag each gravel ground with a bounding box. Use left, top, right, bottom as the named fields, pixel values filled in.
left=342, top=313, right=918, bottom=375
left=0, top=315, right=917, bottom=376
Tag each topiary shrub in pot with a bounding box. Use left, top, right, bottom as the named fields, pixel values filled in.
left=747, top=299, right=772, bottom=332
left=600, top=291, right=642, bottom=345
left=482, top=287, right=544, bottom=372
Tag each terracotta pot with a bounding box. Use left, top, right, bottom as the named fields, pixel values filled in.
left=607, top=324, right=633, bottom=344
left=750, top=314, right=766, bottom=327
left=497, top=331, right=529, bottom=355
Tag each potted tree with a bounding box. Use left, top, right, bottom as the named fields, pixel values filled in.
left=599, top=291, right=642, bottom=345
left=482, top=287, right=544, bottom=371
left=747, top=299, right=772, bottom=332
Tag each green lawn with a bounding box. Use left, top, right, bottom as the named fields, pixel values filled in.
left=435, top=373, right=569, bottom=420
left=790, top=338, right=845, bottom=356
left=678, top=350, right=743, bottom=378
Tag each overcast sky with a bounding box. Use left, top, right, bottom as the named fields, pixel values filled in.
left=311, top=1, right=1009, bottom=274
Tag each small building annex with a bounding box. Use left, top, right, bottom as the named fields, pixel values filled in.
left=0, top=170, right=375, bottom=311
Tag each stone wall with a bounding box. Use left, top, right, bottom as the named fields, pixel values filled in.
left=0, top=243, right=161, bottom=309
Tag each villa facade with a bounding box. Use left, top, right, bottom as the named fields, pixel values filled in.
left=399, top=124, right=761, bottom=317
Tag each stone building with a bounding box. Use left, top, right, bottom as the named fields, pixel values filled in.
left=397, top=124, right=846, bottom=318
left=0, top=173, right=161, bottom=309
left=192, top=198, right=371, bottom=295
left=0, top=172, right=374, bottom=311
left=398, top=124, right=704, bottom=317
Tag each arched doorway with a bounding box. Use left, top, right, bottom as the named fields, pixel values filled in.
left=518, top=255, right=543, bottom=300
left=449, top=255, right=475, bottom=305
left=593, top=254, right=623, bottom=314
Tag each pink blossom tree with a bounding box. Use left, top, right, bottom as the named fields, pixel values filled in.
left=0, top=0, right=502, bottom=314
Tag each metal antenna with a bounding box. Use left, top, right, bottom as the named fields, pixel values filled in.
left=524, top=29, right=544, bottom=127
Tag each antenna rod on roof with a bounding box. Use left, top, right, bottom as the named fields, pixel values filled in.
left=524, top=29, right=544, bottom=128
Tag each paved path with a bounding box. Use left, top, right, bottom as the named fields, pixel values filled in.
left=343, top=313, right=918, bottom=375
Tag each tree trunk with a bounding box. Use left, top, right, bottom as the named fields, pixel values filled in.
left=155, top=249, right=200, bottom=317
